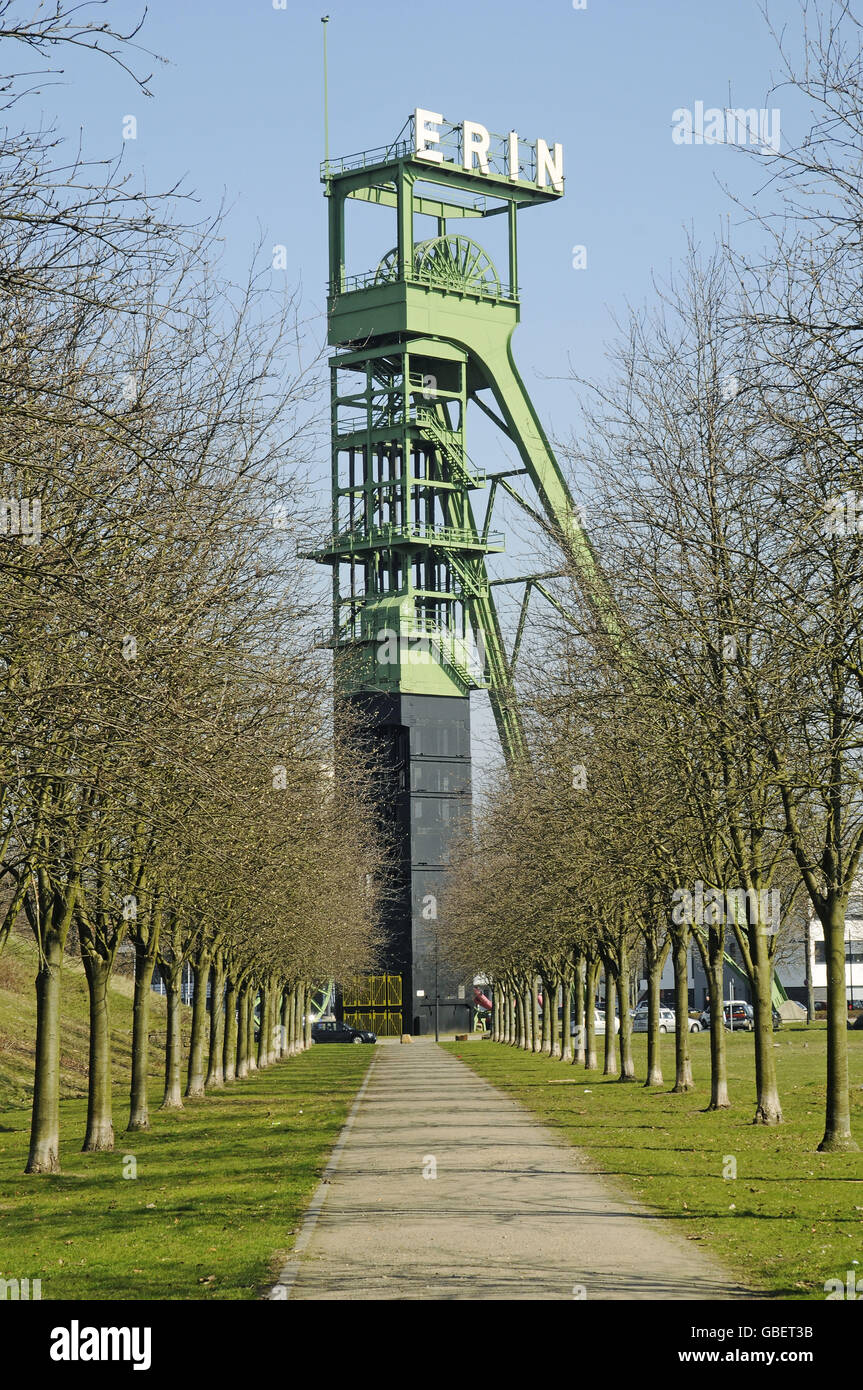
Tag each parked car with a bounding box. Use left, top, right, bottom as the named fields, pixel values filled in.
left=568, top=1008, right=619, bottom=1036
left=311, top=1019, right=376, bottom=1044
left=594, top=1008, right=620, bottom=1036
left=848, top=1013, right=863, bottom=1031
left=699, top=1001, right=755, bottom=1032
left=726, top=1001, right=753, bottom=1030
left=631, top=1005, right=675, bottom=1033
left=632, top=1004, right=702, bottom=1033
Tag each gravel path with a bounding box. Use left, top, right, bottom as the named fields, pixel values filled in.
left=272, top=1040, right=753, bottom=1301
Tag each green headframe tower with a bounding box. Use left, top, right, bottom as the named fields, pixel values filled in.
left=315, top=110, right=582, bottom=1034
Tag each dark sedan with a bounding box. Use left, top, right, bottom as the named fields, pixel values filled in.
left=311, top=1019, right=376, bottom=1044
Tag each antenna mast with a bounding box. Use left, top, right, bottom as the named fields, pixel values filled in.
left=321, top=15, right=330, bottom=165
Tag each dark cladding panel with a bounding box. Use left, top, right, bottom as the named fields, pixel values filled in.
left=404, top=695, right=472, bottom=1033
left=411, top=866, right=468, bottom=1036
left=410, top=760, right=470, bottom=794
left=347, top=691, right=473, bottom=1034
left=411, top=722, right=471, bottom=758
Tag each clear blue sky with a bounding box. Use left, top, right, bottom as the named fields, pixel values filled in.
left=25, top=0, right=802, bottom=430
left=18, top=0, right=808, bottom=769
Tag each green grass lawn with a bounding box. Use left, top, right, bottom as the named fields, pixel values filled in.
left=444, top=1028, right=863, bottom=1299
left=0, top=1048, right=371, bottom=1301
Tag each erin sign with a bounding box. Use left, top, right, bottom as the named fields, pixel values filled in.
left=413, top=108, right=564, bottom=193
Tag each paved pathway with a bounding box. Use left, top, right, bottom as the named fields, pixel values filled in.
left=273, top=1041, right=752, bottom=1301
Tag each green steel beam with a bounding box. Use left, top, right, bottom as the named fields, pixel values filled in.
left=471, top=391, right=514, bottom=438
left=323, top=154, right=562, bottom=208
left=347, top=184, right=485, bottom=220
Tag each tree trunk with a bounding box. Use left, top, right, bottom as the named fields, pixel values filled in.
left=82, top=952, right=114, bottom=1152
left=185, top=957, right=211, bottom=1098
left=160, top=963, right=184, bottom=1109
left=236, top=985, right=249, bottom=1079
left=26, top=935, right=64, bottom=1174
left=671, top=928, right=694, bottom=1092
left=223, top=976, right=238, bottom=1083
left=584, top=957, right=598, bottom=1070
left=290, top=984, right=299, bottom=1055
left=550, top=973, right=562, bottom=1058
left=805, top=917, right=815, bottom=1025
left=285, top=983, right=294, bottom=1057
left=293, top=985, right=303, bottom=1054
left=694, top=927, right=730, bottom=1110
left=572, top=953, right=586, bottom=1066
left=268, top=980, right=277, bottom=1062
left=246, top=986, right=258, bottom=1071
left=750, top=928, right=782, bottom=1125
left=603, top=973, right=616, bottom=1075
left=560, top=971, right=573, bottom=1062
left=517, top=984, right=528, bottom=1048
left=272, top=982, right=281, bottom=1060
left=303, top=984, right=312, bottom=1050
left=818, top=903, right=857, bottom=1150
left=531, top=976, right=541, bottom=1053
left=270, top=983, right=280, bottom=1060
left=257, top=980, right=270, bottom=1068
left=205, top=953, right=226, bottom=1090
left=128, top=939, right=155, bottom=1131
left=617, top=946, right=636, bottom=1082
left=541, top=973, right=553, bottom=1055
left=645, top=949, right=663, bottom=1087
left=282, top=984, right=292, bottom=1058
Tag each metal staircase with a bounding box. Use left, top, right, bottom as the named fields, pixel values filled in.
left=415, top=408, right=485, bottom=490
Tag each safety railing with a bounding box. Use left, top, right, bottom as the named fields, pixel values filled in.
left=321, top=612, right=488, bottom=689
left=320, top=138, right=413, bottom=179
left=318, top=521, right=502, bottom=553
left=331, top=267, right=518, bottom=303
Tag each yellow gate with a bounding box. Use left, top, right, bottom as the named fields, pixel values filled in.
left=343, top=974, right=403, bottom=1036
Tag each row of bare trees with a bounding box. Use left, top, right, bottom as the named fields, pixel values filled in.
left=0, top=3, right=383, bottom=1173
left=442, top=2, right=863, bottom=1155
